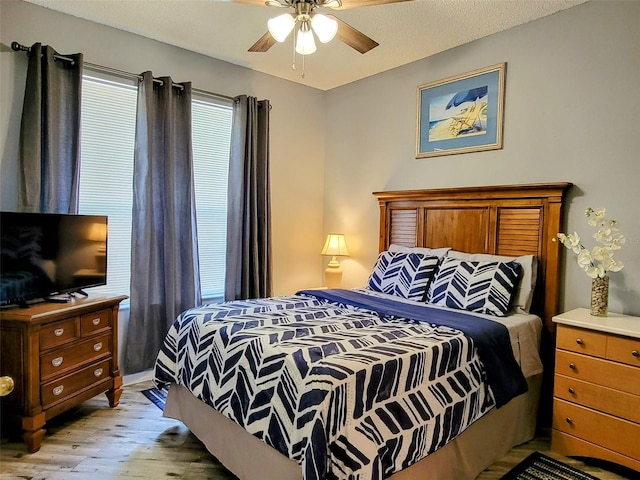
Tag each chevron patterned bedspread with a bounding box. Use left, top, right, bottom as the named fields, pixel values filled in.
left=154, top=291, right=520, bottom=480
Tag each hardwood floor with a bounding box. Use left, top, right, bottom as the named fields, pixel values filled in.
left=1, top=381, right=634, bottom=479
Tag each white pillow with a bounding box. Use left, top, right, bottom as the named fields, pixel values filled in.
left=446, top=250, right=538, bottom=314
left=389, top=244, right=451, bottom=258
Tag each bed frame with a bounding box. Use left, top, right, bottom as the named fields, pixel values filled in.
left=164, top=182, right=572, bottom=480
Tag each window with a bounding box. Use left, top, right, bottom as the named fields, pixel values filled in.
left=192, top=97, right=232, bottom=302
left=78, top=74, right=233, bottom=304
left=78, top=76, right=136, bottom=301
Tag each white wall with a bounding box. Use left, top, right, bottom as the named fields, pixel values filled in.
left=324, top=1, right=640, bottom=316
left=0, top=0, right=327, bottom=296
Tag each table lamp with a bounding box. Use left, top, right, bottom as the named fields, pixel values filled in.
left=88, top=222, right=107, bottom=273
left=320, top=233, right=349, bottom=288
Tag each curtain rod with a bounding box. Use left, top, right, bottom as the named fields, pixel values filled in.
left=11, top=41, right=236, bottom=103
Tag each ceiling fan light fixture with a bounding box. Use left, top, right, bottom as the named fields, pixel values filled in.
left=311, top=13, right=338, bottom=43
left=267, top=13, right=295, bottom=42
left=295, top=23, right=317, bottom=55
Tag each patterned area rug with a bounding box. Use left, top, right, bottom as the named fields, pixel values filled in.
left=141, top=386, right=168, bottom=410
left=500, top=452, right=600, bottom=480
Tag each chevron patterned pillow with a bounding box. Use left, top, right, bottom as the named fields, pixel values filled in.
left=427, top=258, right=522, bottom=316
left=367, top=251, right=440, bottom=300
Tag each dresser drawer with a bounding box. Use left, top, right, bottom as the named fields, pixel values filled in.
left=552, top=430, right=640, bottom=472
left=555, top=350, right=640, bottom=396
left=39, top=317, right=80, bottom=350
left=41, top=359, right=111, bottom=408
left=81, top=309, right=111, bottom=336
left=606, top=335, right=640, bottom=367
left=554, top=374, right=640, bottom=424
left=40, top=333, right=112, bottom=381
left=553, top=399, right=640, bottom=460
left=556, top=324, right=606, bottom=357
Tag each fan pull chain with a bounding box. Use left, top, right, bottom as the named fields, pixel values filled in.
left=291, top=27, right=297, bottom=71
left=290, top=27, right=305, bottom=79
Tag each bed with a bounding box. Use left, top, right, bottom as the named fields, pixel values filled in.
left=154, top=182, right=572, bottom=480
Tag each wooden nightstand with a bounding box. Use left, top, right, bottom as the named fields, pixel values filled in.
left=551, top=308, right=640, bottom=471
left=0, top=295, right=127, bottom=453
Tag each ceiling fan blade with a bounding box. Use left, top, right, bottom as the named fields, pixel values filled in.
left=248, top=31, right=277, bottom=52
left=334, top=0, right=412, bottom=10
left=327, top=15, right=379, bottom=54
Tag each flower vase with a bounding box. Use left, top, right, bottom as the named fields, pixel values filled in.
left=590, top=275, right=609, bottom=317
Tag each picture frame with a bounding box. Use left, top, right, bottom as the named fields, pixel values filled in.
left=416, top=63, right=506, bottom=158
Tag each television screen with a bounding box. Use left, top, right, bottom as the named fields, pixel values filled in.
left=0, top=212, right=108, bottom=307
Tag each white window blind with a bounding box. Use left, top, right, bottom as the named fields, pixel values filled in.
left=78, top=74, right=232, bottom=304
left=78, top=76, right=136, bottom=301
left=192, top=97, right=232, bottom=302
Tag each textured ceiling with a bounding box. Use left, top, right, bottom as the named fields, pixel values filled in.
left=22, top=0, right=587, bottom=91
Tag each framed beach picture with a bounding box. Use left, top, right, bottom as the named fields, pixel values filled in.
left=416, top=63, right=506, bottom=158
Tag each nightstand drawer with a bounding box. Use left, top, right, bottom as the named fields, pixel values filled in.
left=555, top=350, right=640, bottom=396
left=39, top=317, right=80, bottom=350
left=40, top=333, right=112, bottom=381
left=81, top=309, right=111, bottom=336
left=606, top=335, right=640, bottom=367
left=556, top=324, right=606, bottom=357
left=552, top=399, right=640, bottom=460
left=41, top=359, right=111, bottom=408
left=554, top=374, right=640, bottom=424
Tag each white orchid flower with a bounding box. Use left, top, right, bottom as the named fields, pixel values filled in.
left=587, top=208, right=606, bottom=227
left=608, top=233, right=626, bottom=250
left=577, top=250, right=593, bottom=269
left=593, top=227, right=612, bottom=243
left=584, top=264, right=605, bottom=279
left=591, top=246, right=612, bottom=261
left=562, top=232, right=581, bottom=254
left=606, top=258, right=624, bottom=272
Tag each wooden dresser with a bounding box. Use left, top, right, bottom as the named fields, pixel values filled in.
left=0, top=295, right=127, bottom=453
left=552, top=308, right=640, bottom=471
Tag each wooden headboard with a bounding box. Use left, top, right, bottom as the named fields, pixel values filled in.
left=373, top=182, right=572, bottom=339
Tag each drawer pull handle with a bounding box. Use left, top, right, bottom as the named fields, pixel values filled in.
left=92, top=318, right=101, bottom=326
left=566, top=417, right=573, bottom=425
left=93, top=342, right=103, bottom=352
left=568, top=387, right=575, bottom=394
left=52, top=357, right=63, bottom=367
left=54, top=328, right=64, bottom=337
left=569, top=363, right=576, bottom=370
left=94, top=368, right=104, bottom=377
left=575, top=338, right=583, bottom=345
left=633, top=350, right=639, bottom=357
left=53, top=385, right=64, bottom=396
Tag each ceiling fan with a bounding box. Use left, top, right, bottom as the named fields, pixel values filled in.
left=231, top=0, right=410, bottom=56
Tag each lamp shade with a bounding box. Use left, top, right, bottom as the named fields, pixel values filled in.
left=320, top=234, right=349, bottom=257
left=88, top=222, right=107, bottom=243
left=295, top=25, right=317, bottom=55
left=311, top=14, right=338, bottom=43
left=267, top=13, right=295, bottom=43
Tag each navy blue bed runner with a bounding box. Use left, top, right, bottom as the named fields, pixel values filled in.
left=298, top=289, right=528, bottom=407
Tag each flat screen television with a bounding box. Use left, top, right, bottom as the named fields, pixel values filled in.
left=0, top=212, right=108, bottom=307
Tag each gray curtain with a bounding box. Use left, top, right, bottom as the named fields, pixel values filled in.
left=225, top=95, right=272, bottom=301
left=125, top=71, right=201, bottom=374
left=18, top=43, right=83, bottom=214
